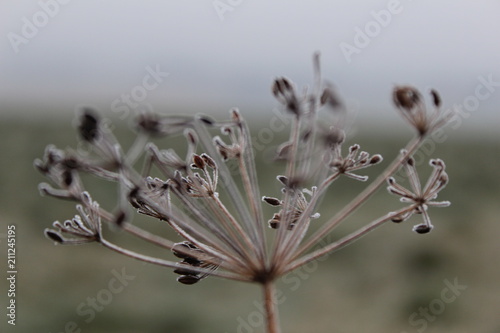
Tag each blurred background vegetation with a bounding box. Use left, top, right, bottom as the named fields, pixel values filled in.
left=0, top=111, right=499, bottom=333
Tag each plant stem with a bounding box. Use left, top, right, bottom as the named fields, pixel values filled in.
left=263, top=281, right=281, bottom=333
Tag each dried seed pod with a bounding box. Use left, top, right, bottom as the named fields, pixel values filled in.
left=370, top=155, right=383, bottom=164
left=201, top=154, right=216, bottom=169
left=276, top=142, right=292, bottom=160
left=393, top=86, right=421, bottom=110
left=184, top=128, right=198, bottom=145
left=62, top=170, right=73, bottom=187
left=320, top=86, right=342, bottom=109
left=172, top=242, right=198, bottom=259
left=62, top=157, right=79, bottom=170
left=192, top=154, right=205, bottom=169
left=430, top=89, right=441, bottom=108
left=262, top=197, right=281, bottom=206
left=198, top=115, right=215, bottom=126
left=135, top=113, right=162, bottom=135
left=413, top=224, right=433, bottom=234
left=45, top=229, right=64, bottom=243
left=322, top=128, right=345, bottom=148
left=173, top=265, right=199, bottom=276
left=78, top=109, right=100, bottom=142
left=177, top=275, right=200, bottom=285
left=268, top=213, right=281, bottom=229
left=277, top=175, right=289, bottom=187
left=272, top=77, right=293, bottom=96
left=391, top=216, right=405, bottom=223
left=113, top=211, right=127, bottom=227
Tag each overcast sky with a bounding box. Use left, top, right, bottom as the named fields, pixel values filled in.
left=1, top=0, right=499, bottom=130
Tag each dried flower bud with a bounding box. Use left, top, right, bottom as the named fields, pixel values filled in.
left=231, top=109, right=242, bottom=123
left=198, top=115, right=215, bottom=126
left=62, top=170, right=73, bottom=187
left=45, top=229, right=64, bottom=243
left=413, top=224, right=433, bottom=234
left=135, top=113, right=162, bottom=135
left=391, top=216, right=405, bottom=223
left=201, top=154, right=216, bottom=169
left=262, top=197, right=281, bottom=206
left=370, top=155, right=383, bottom=164
left=177, top=275, right=200, bottom=285
left=184, top=129, right=198, bottom=145
left=320, top=86, right=342, bottom=109
left=275, top=142, right=292, bottom=160
left=322, top=127, right=345, bottom=147
left=268, top=213, right=281, bottom=229
left=114, top=211, right=127, bottom=227
left=62, top=157, right=79, bottom=170
left=192, top=154, right=205, bottom=169
left=277, top=175, right=288, bottom=187
left=393, top=86, right=421, bottom=110
left=430, top=89, right=441, bottom=108
left=78, top=109, right=100, bottom=142
left=272, top=77, right=293, bottom=97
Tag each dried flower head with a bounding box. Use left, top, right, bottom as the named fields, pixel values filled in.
left=392, top=86, right=449, bottom=135
left=387, top=153, right=450, bottom=233
left=36, top=54, right=452, bottom=333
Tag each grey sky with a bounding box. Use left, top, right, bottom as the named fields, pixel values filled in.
left=1, top=0, right=499, bottom=130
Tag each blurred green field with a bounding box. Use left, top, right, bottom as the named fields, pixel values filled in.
left=1, top=113, right=499, bottom=333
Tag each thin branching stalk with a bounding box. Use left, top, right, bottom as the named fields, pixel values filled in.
left=288, top=135, right=424, bottom=265
left=284, top=205, right=416, bottom=273
left=36, top=54, right=452, bottom=333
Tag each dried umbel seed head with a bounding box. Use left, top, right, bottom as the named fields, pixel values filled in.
left=393, top=86, right=421, bottom=110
